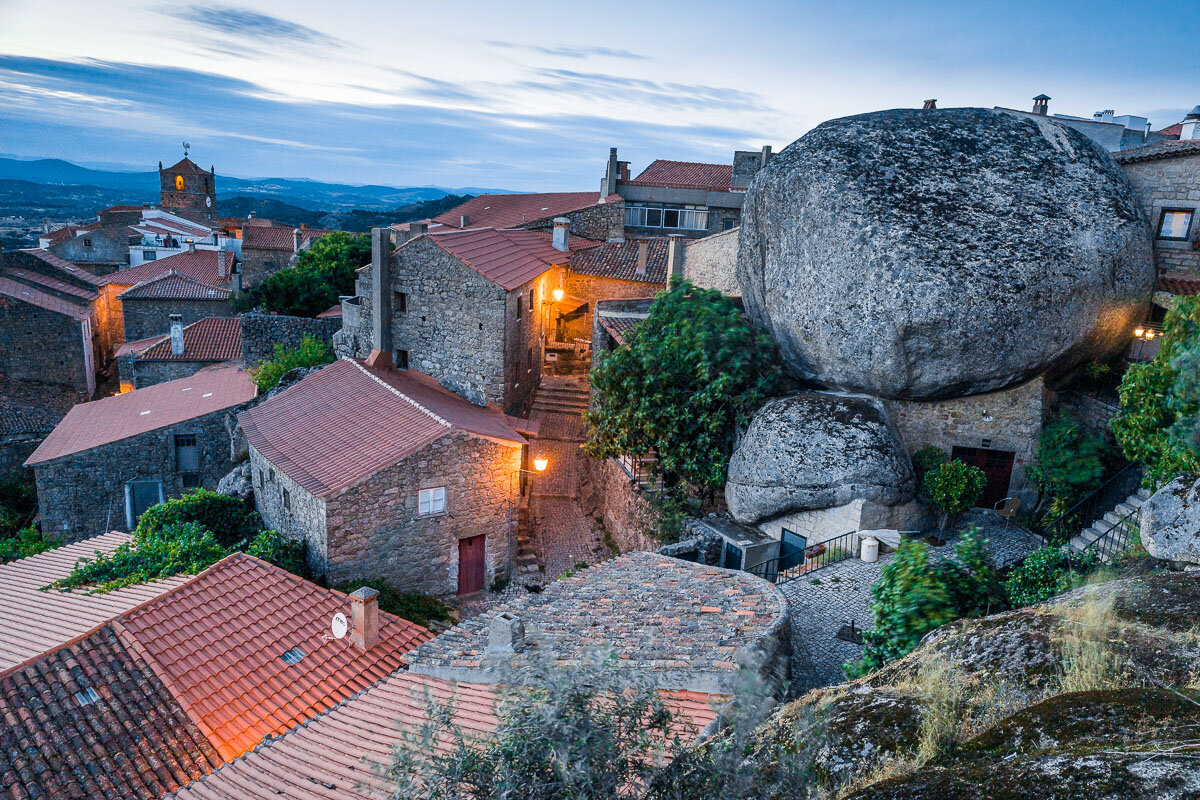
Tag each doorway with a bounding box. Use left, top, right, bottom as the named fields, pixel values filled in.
left=457, top=534, right=486, bottom=595
left=951, top=446, right=1016, bottom=508
left=779, top=528, right=807, bottom=572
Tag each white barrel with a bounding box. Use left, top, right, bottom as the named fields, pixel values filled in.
left=860, top=535, right=879, bottom=563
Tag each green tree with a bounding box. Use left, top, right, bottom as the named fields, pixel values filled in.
left=332, top=577, right=453, bottom=628
left=0, top=527, right=61, bottom=564
left=937, top=527, right=1007, bottom=619
left=584, top=279, right=780, bottom=489
left=1112, top=296, right=1200, bottom=484
left=922, top=459, right=987, bottom=535
left=51, top=521, right=228, bottom=592
left=1005, top=547, right=1096, bottom=607
left=259, top=232, right=370, bottom=317
left=0, top=471, right=37, bottom=537
left=249, top=334, right=334, bottom=392
left=135, top=489, right=262, bottom=548
left=1027, top=414, right=1111, bottom=518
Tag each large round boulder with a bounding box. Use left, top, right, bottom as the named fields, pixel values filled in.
left=1140, top=474, right=1200, bottom=564
left=737, top=107, right=1154, bottom=400
left=726, top=392, right=915, bottom=524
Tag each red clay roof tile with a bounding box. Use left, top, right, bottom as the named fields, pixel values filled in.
left=105, top=249, right=233, bottom=289
left=138, top=316, right=242, bottom=361
left=117, top=271, right=234, bottom=300
left=433, top=192, right=606, bottom=230
left=425, top=227, right=597, bottom=291
left=625, top=160, right=733, bottom=192
left=0, top=276, right=91, bottom=320
left=571, top=237, right=669, bottom=284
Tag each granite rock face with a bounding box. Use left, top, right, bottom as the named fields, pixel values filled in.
left=216, top=462, right=253, bottom=499
left=1140, top=474, right=1200, bottom=564
left=737, top=107, right=1154, bottom=400
left=725, top=392, right=916, bottom=524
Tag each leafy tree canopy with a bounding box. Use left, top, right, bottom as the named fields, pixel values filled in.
left=257, top=232, right=370, bottom=318
left=922, top=459, right=987, bottom=534
left=250, top=334, right=334, bottom=392
left=584, top=279, right=781, bottom=489
left=1027, top=414, right=1112, bottom=518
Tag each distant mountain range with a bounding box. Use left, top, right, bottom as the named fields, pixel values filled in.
left=0, top=157, right=512, bottom=211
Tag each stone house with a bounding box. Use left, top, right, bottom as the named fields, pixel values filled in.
left=105, top=248, right=235, bottom=342
left=430, top=191, right=625, bottom=241
left=46, top=224, right=136, bottom=275
left=603, top=146, right=773, bottom=238
left=239, top=357, right=532, bottom=595
left=337, top=224, right=599, bottom=416
left=158, top=156, right=220, bottom=221
left=239, top=224, right=337, bottom=288
left=24, top=364, right=255, bottom=540
left=0, top=247, right=115, bottom=396
left=560, top=236, right=677, bottom=343
left=118, top=315, right=242, bottom=389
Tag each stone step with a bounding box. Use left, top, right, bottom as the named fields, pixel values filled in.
left=532, top=399, right=588, bottom=412
left=1137, top=487, right=1153, bottom=500
left=1113, top=502, right=1139, bottom=517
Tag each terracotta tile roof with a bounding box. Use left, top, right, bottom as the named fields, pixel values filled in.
left=1158, top=122, right=1183, bottom=136
left=316, top=304, right=342, bottom=318
left=41, top=225, right=78, bottom=245
left=426, top=227, right=598, bottom=291
left=1113, top=139, right=1200, bottom=164
left=0, top=531, right=190, bottom=671
left=105, top=249, right=233, bottom=289
left=138, top=317, right=242, bottom=362
left=116, top=333, right=169, bottom=358
left=571, top=237, right=670, bottom=284
left=242, top=225, right=336, bottom=252
left=433, top=192, right=607, bottom=230
left=625, top=160, right=733, bottom=192
left=16, top=248, right=105, bottom=286
left=166, top=673, right=719, bottom=800
left=165, top=156, right=210, bottom=175
left=4, top=263, right=98, bottom=301
left=0, top=623, right=224, bottom=800
left=0, top=276, right=90, bottom=320
left=118, top=271, right=234, bottom=301
left=599, top=314, right=646, bottom=346
left=1159, top=271, right=1200, bottom=295
left=26, top=365, right=256, bottom=466
left=118, top=552, right=433, bottom=760
left=239, top=359, right=525, bottom=497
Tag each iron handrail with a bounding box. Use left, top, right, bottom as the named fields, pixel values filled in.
left=1041, top=463, right=1142, bottom=546
left=748, top=530, right=858, bottom=586
left=1080, top=499, right=1139, bottom=563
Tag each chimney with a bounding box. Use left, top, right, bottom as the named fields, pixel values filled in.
left=760, top=145, right=773, bottom=167
left=403, top=221, right=428, bottom=244
left=231, top=271, right=241, bottom=294
left=348, top=587, right=380, bottom=649
left=635, top=241, right=648, bottom=277
left=922, top=99, right=937, bottom=110
left=1032, top=94, right=1050, bottom=116
left=293, top=228, right=302, bottom=254
left=169, top=314, right=184, bottom=356
left=186, top=239, right=196, bottom=253
left=459, top=214, right=470, bottom=228
left=552, top=217, right=570, bottom=251
left=218, top=253, right=229, bottom=279
left=486, top=612, right=524, bottom=656
left=1181, top=105, right=1200, bottom=141
left=365, top=227, right=394, bottom=369
left=667, top=234, right=686, bottom=280
left=602, top=146, right=619, bottom=196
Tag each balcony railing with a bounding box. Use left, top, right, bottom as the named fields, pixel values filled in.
left=624, top=205, right=709, bottom=231
left=747, top=530, right=858, bottom=586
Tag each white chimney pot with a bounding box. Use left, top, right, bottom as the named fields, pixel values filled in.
left=552, top=217, right=570, bottom=252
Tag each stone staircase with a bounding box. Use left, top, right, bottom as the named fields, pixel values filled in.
left=515, top=504, right=542, bottom=581
left=531, top=381, right=589, bottom=416
left=1068, top=487, right=1152, bottom=556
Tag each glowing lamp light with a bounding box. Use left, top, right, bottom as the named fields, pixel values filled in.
left=533, top=457, right=549, bottom=473
left=1134, top=327, right=1145, bottom=338
left=1145, top=330, right=1155, bottom=340
left=552, top=288, right=565, bottom=303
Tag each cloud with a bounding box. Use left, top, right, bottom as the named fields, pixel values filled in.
left=487, top=41, right=647, bottom=60
left=160, top=4, right=342, bottom=48
left=516, top=68, right=769, bottom=114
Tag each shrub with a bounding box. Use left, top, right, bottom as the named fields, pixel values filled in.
left=0, top=527, right=62, bottom=564
left=1027, top=414, right=1110, bottom=519
left=584, top=279, right=780, bottom=489
left=938, top=527, right=1007, bottom=619
left=912, top=445, right=948, bottom=482
left=249, top=334, right=334, bottom=392
left=922, top=460, right=987, bottom=534
left=0, top=471, right=37, bottom=537
left=1005, top=547, right=1095, bottom=607
left=51, top=522, right=227, bottom=593
left=332, top=578, right=454, bottom=628
left=135, top=489, right=262, bottom=548
left=245, top=529, right=309, bottom=577
left=259, top=232, right=370, bottom=318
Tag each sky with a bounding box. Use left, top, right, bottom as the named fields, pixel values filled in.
left=0, top=0, right=1197, bottom=191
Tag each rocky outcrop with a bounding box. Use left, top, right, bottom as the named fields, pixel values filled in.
left=737, top=107, right=1154, bottom=400
left=216, top=462, right=252, bottom=499
left=1139, top=474, right=1200, bottom=564
left=725, top=392, right=915, bottom=524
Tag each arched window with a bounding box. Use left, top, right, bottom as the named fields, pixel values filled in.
left=175, top=175, right=184, bottom=191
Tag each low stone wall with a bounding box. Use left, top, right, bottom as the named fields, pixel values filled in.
left=241, top=312, right=340, bottom=367
left=579, top=455, right=661, bottom=553
left=1058, top=389, right=1120, bottom=443
left=684, top=227, right=740, bottom=297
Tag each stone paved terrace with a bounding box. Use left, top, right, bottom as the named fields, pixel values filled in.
left=784, top=510, right=1042, bottom=695
left=406, top=551, right=790, bottom=695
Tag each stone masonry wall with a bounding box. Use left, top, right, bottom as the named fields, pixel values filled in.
left=503, top=270, right=558, bottom=417
left=579, top=455, right=661, bottom=554
left=1121, top=154, right=1200, bottom=276
left=240, top=312, right=340, bottom=366
left=121, top=297, right=233, bottom=341
left=123, top=358, right=217, bottom=389
left=239, top=246, right=289, bottom=289
left=684, top=227, right=741, bottom=297
left=1057, top=389, right=1121, bottom=444
left=248, top=442, right=329, bottom=575
left=885, top=377, right=1047, bottom=505
left=516, top=200, right=625, bottom=242
left=0, top=297, right=90, bottom=393
left=34, top=409, right=234, bottom=541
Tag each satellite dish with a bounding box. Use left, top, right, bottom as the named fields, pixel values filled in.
left=331, top=612, right=348, bottom=640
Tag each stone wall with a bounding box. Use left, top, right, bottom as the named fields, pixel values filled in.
left=122, top=297, right=233, bottom=341
left=121, top=358, right=217, bottom=389
left=240, top=246, right=289, bottom=289
left=685, top=227, right=741, bottom=296
left=1121, top=153, right=1200, bottom=276
left=0, top=436, right=40, bottom=477
left=240, top=312, right=340, bottom=367
left=758, top=501, right=864, bottom=547
left=579, top=455, right=661, bottom=553
left=502, top=270, right=557, bottom=417
left=564, top=273, right=662, bottom=345
left=248, top=443, right=330, bottom=574
left=1057, top=388, right=1121, bottom=443
left=0, top=297, right=91, bottom=393
left=885, top=377, right=1047, bottom=505
left=49, top=229, right=128, bottom=272
left=33, top=409, right=235, bottom=541
left=516, top=200, right=625, bottom=242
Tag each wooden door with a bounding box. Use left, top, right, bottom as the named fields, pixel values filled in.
left=457, top=535, right=486, bottom=595
left=951, top=446, right=1015, bottom=508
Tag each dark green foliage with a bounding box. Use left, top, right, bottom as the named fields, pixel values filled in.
left=332, top=578, right=453, bottom=628
left=1113, top=296, right=1200, bottom=485
left=245, top=529, right=309, bottom=578
left=1027, top=414, right=1111, bottom=518
left=249, top=334, right=334, bottom=392
left=912, top=445, right=948, bottom=482
left=584, top=279, right=781, bottom=489
left=0, top=527, right=62, bottom=564
left=135, top=489, right=262, bottom=548
left=922, top=459, right=987, bottom=534
left=0, top=471, right=37, bottom=537
left=259, top=232, right=371, bottom=317
left=938, top=528, right=1008, bottom=619
left=50, top=522, right=227, bottom=592
left=1005, top=547, right=1096, bottom=606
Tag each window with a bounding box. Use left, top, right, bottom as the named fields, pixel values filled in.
left=182, top=473, right=201, bottom=489
left=282, top=487, right=291, bottom=511
left=723, top=218, right=736, bottom=231
left=395, top=290, right=407, bottom=312
left=645, top=207, right=663, bottom=227
left=396, top=349, right=409, bottom=369
left=83, top=238, right=92, bottom=247
left=174, top=434, right=199, bottom=472
left=662, top=208, right=680, bottom=228
left=625, top=204, right=709, bottom=230
left=142, top=250, right=157, bottom=261
left=419, top=486, right=447, bottom=516
left=75, top=686, right=101, bottom=707
left=1158, top=209, right=1194, bottom=240
left=529, top=289, right=535, bottom=311
left=124, top=479, right=164, bottom=529
left=516, top=297, right=522, bottom=319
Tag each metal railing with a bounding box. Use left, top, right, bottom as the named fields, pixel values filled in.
left=747, top=530, right=858, bottom=586
left=1080, top=501, right=1139, bottom=563
left=616, top=453, right=663, bottom=490
left=1041, top=463, right=1142, bottom=546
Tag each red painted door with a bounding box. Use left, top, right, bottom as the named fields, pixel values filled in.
left=952, top=446, right=1015, bottom=508
left=457, top=535, right=486, bottom=595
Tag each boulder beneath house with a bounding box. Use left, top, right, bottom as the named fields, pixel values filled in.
left=737, top=107, right=1154, bottom=400
left=216, top=461, right=253, bottom=500
left=1140, top=474, right=1200, bottom=564
left=725, top=392, right=916, bottom=524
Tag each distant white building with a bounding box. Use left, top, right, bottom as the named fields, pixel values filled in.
left=127, top=209, right=238, bottom=268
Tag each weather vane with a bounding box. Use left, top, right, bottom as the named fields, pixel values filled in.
left=182, top=141, right=190, bottom=157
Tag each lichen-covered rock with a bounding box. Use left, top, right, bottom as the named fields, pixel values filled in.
left=216, top=461, right=252, bottom=499
left=737, top=107, right=1153, bottom=400
left=1139, top=474, right=1200, bottom=564
left=725, top=392, right=915, bottom=524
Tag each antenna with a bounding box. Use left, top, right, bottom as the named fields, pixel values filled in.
left=182, top=141, right=191, bottom=158
left=330, top=612, right=348, bottom=640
